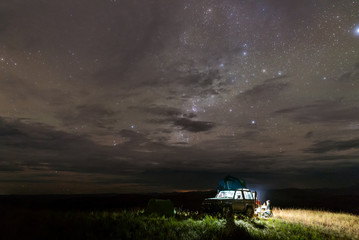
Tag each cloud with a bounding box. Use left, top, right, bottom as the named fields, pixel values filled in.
left=305, top=138, right=359, bottom=153
left=238, top=79, right=289, bottom=104
left=306, top=154, right=359, bottom=162
left=118, top=129, right=151, bottom=146
left=181, top=69, right=220, bottom=87
left=0, top=74, right=74, bottom=105
left=0, top=117, right=136, bottom=174
left=142, top=105, right=213, bottom=133
left=0, top=118, right=24, bottom=137
left=142, top=105, right=183, bottom=118
left=173, top=118, right=214, bottom=132
left=274, top=101, right=359, bottom=123
left=337, top=63, right=359, bottom=82
left=145, top=66, right=228, bottom=98
left=305, top=131, right=313, bottom=138
left=263, top=75, right=288, bottom=83
left=59, top=104, right=118, bottom=129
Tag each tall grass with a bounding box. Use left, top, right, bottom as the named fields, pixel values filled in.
left=273, top=208, right=359, bottom=239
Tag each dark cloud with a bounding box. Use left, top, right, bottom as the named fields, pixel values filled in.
left=0, top=162, right=23, bottom=172
left=306, top=154, right=359, bottom=162
left=141, top=105, right=213, bottom=133
left=274, top=101, right=359, bottom=123
left=181, top=69, right=221, bottom=88
left=305, top=138, right=359, bottom=153
left=142, top=105, right=183, bottom=118
left=148, top=66, right=227, bottom=97
left=59, top=104, right=118, bottom=129
left=119, top=129, right=151, bottom=146
left=0, top=118, right=23, bottom=136
left=338, top=72, right=352, bottom=82
left=337, top=63, right=359, bottom=82
left=238, top=80, right=289, bottom=104
left=305, top=131, right=313, bottom=138
left=0, top=117, right=136, bottom=175
left=173, top=118, right=214, bottom=132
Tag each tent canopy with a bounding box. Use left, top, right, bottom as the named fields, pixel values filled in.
left=217, top=175, right=246, bottom=191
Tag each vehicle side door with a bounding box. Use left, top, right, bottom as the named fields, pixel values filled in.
left=232, top=190, right=245, bottom=212
left=243, top=190, right=255, bottom=209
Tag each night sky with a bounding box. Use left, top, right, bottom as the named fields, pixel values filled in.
left=1, top=0, right=359, bottom=194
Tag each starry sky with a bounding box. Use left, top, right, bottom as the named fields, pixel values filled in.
left=1, top=0, right=359, bottom=194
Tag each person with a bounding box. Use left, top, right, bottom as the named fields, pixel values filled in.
left=261, top=201, right=267, bottom=210
left=261, top=200, right=272, bottom=218
left=266, top=200, right=270, bottom=211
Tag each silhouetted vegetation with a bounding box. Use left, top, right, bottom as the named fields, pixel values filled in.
left=1, top=191, right=358, bottom=239
left=1, top=207, right=357, bottom=239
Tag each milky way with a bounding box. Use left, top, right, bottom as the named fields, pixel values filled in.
left=1, top=0, right=359, bottom=194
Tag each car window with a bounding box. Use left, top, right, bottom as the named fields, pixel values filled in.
left=243, top=191, right=253, bottom=199
left=234, top=191, right=243, bottom=199
left=216, top=190, right=235, bottom=199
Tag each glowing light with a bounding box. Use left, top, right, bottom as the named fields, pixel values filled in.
left=251, top=120, right=256, bottom=125
left=355, top=26, right=359, bottom=36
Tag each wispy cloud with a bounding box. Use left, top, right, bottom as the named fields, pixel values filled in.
left=305, top=138, right=359, bottom=153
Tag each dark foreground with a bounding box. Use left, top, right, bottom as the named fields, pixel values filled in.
left=0, top=188, right=358, bottom=239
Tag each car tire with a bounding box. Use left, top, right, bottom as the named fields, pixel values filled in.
left=245, top=207, right=254, bottom=218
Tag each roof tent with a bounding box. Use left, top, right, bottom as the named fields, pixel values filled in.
left=217, top=175, right=246, bottom=191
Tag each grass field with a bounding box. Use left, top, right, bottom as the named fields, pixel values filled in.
left=272, top=208, right=359, bottom=240
left=1, top=207, right=358, bottom=239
